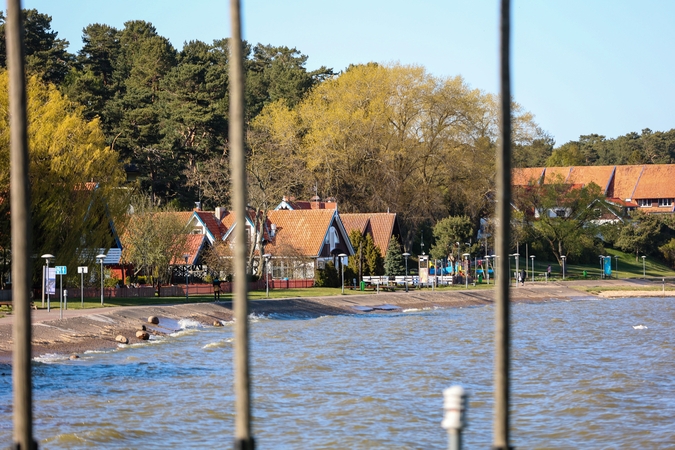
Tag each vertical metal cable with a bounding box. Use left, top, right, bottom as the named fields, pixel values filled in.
left=494, top=0, right=512, bottom=449
left=229, top=1, right=254, bottom=449
left=6, top=1, right=36, bottom=449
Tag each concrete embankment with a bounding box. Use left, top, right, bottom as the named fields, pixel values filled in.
left=0, top=279, right=659, bottom=362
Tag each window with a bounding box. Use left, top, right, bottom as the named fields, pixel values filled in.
left=658, top=198, right=673, bottom=207
left=638, top=199, right=653, bottom=207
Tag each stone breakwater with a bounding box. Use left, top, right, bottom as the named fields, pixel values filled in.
left=0, top=280, right=659, bottom=362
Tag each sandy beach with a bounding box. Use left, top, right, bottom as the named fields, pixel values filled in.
left=0, top=278, right=671, bottom=363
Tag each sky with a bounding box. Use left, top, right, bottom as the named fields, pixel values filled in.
left=22, top=0, right=675, bottom=146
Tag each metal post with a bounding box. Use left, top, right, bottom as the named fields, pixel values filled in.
left=442, top=386, right=467, bottom=450
left=59, top=274, right=63, bottom=320
left=97, top=254, right=106, bottom=306
left=561, top=256, right=566, bottom=281
left=81, top=271, right=84, bottom=308
left=338, top=253, right=347, bottom=294
left=230, top=1, right=254, bottom=447
left=403, top=252, right=410, bottom=292
left=494, top=0, right=512, bottom=447
left=184, top=254, right=189, bottom=302
left=530, top=256, right=535, bottom=283
left=7, top=0, right=37, bottom=446
left=642, top=256, right=646, bottom=279
left=614, top=255, right=619, bottom=279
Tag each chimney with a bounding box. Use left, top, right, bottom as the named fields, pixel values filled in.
left=194, top=201, right=201, bottom=211
left=215, top=207, right=225, bottom=221
left=270, top=223, right=277, bottom=238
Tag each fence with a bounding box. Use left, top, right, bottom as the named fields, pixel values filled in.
left=0, top=279, right=317, bottom=301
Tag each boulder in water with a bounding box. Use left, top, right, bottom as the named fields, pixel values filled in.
left=116, top=335, right=129, bottom=344
left=136, top=330, right=150, bottom=340
left=148, top=316, right=159, bottom=324
left=69, top=354, right=79, bottom=360
left=213, top=321, right=223, bottom=327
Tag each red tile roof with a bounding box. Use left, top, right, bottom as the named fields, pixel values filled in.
left=340, top=214, right=371, bottom=237
left=512, top=167, right=545, bottom=186
left=195, top=211, right=226, bottom=241
left=567, top=166, right=615, bottom=194
left=265, top=209, right=339, bottom=257
left=339, top=212, right=397, bottom=257
left=542, top=166, right=572, bottom=184
left=632, top=165, right=675, bottom=200
left=170, top=234, right=207, bottom=265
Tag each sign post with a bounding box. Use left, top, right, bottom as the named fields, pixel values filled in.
left=55, top=266, right=67, bottom=319
left=78, top=266, right=88, bottom=307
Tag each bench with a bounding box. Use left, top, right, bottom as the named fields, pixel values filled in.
left=0, top=300, right=37, bottom=310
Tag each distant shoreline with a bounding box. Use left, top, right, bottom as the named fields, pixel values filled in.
left=0, top=279, right=671, bottom=364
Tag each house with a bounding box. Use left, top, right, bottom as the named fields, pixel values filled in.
left=263, top=208, right=354, bottom=279
left=340, top=212, right=401, bottom=258
left=513, top=164, right=675, bottom=216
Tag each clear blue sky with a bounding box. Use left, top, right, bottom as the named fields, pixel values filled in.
left=23, top=0, right=675, bottom=146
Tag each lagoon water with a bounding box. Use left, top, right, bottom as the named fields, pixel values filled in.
left=1, top=297, right=675, bottom=449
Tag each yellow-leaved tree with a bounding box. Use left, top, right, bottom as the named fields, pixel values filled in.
left=0, top=71, right=127, bottom=283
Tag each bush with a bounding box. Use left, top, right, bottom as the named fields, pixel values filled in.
left=315, top=262, right=340, bottom=287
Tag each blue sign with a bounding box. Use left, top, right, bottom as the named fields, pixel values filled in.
left=55, top=265, right=67, bottom=275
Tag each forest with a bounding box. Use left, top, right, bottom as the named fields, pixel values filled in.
left=1, top=8, right=675, bottom=284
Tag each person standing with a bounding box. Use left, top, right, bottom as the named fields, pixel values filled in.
left=547, top=265, right=552, bottom=280
left=213, top=277, right=221, bottom=301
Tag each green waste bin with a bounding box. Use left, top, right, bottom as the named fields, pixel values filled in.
left=583, top=270, right=587, bottom=278
left=478, top=273, right=483, bottom=283
left=360, top=281, right=366, bottom=291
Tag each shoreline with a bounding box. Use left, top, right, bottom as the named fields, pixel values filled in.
left=0, top=279, right=671, bottom=363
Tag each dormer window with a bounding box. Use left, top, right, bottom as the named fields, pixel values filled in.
left=658, top=198, right=673, bottom=207
left=638, top=199, right=653, bottom=207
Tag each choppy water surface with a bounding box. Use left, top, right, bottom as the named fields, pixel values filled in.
left=1, top=297, right=674, bottom=448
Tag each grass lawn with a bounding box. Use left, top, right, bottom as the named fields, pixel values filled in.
left=520, top=247, right=675, bottom=281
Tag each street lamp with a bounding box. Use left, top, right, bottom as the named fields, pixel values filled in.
left=184, top=254, right=190, bottom=301
left=96, top=253, right=106, bottom=306
left=561, top=255, right=566, bottom=280
left=41, top=254, right=54, bottom=310
left=642, top=255, right=646, bottom=279
left=263, top=253, right=272, bottom=298
left=462, top=253, right=470, bottom=289
left=530, top=255, right=535, bottom=283
left=338, top=253, right=347, bottom=294
left=614, top=255, right=619, bottom=279
left=402, top=252, right=410, bottom=292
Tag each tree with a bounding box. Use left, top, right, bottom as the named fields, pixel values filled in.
left=347, top=230, right=383, bottom=276
left=515, top=177, right=607, bottom=264
left=430, top=216, right=474, bottom=261
left=616, top=210, right=663, bottom=261
left=0, top=9, right=74, bottom=84
left=384, top=235, right=405, bottom=276
left=0, top=71, right=127, bottom=278
left=120, top=197, right=190, bottom=285
left=202, top=240, right=234, bottom=280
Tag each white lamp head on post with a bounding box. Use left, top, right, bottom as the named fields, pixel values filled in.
left=41, top=253, right=54, bottom=262
left=96, top=254, right=106, bottom=262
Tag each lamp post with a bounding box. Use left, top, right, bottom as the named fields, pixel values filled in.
left=41, top=253, right=54, bottom=310
left=614, top=255, right=619, bottom=279
left=338, top=253, right=347, bottom=294
left=530, top=255, right=535, bottom=283
left=184, top=254, right=190, bottom=301
left=402, top=252, right=410, bottom=292
left=263, top=253, right=271, bottom=298
left=642, top=255, right=646, bottom=279
left=455, top=242, right=460, bottom=274
left=96, top=254, right=106, bottom=306
left=463, top=253, right=470, bottom=289
left=561, top=255, right=566, bottom=280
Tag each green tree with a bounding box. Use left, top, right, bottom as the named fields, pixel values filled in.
left=0, top=71, right=127, bottom=277
left=516, top=177, right=606, bottom=264
left=615, top=210, right=663, bottom=261
left=430, top=216, right=474, bottom=261
left=0, top=9, right=74, bottom=84
left=384, top=235, right=405, bottom=276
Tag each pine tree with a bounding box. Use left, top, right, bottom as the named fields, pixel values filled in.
left=384, top=235, right=405, bottom=276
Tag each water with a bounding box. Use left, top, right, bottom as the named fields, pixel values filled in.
left=1, top=297, right=674, bottom=448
